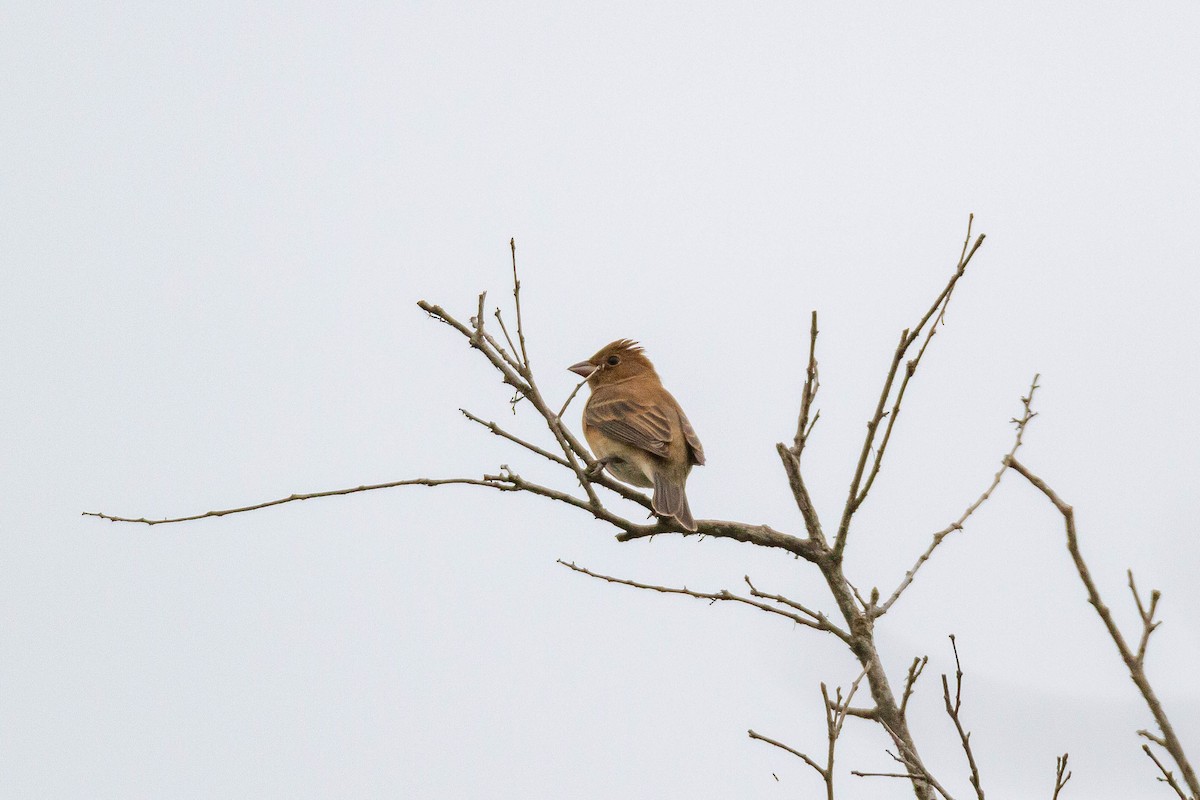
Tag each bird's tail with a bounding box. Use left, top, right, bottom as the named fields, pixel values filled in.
left=652, top=472, right=696, bottom=532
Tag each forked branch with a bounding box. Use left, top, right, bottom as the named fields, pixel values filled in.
left=1143, top=744, right=1192, bottom=800
left=900, top=655, right=929, bottom=719
left=852, top=730, right=958, bottom=800
left=749, top=670, right=868, bottom=800
left=1051, top=753, right=1072, bottom=800
left=942, top=635, right=986, bottom=800
left=775, top=309, right=828, bottom=543
left=834, top=214, right=986, bottom=560
left=558, top=560, right=850, bottom=641
left=1006, top=457, right=1199, bottom=797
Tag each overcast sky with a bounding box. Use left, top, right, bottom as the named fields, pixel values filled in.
left=4, top=3, right=1200, bottom=798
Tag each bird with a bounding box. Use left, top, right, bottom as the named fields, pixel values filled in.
left=568, top=339, right=705, bottom=531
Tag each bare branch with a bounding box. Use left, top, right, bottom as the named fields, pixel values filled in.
left=470, top=291, right=487, bottom=337
left=419, top=300, right=529, bottom=389
left=791, top=310, right=821, bottom=457
left=873, top=720, right=960, bottom=800
left=835, top=326, right=908, bottom=552
left=86, top=462, right=654, bottom=530
left=846, top=579, right=872, bottom=614
left=83, top=476, right=520, bottom=525
left=509, top=238, right=529, bottom=369
left=523, top=392, right=604, bottom=509
left=749, top=671, right=867, bottom=800
left=748, top=729, right=826, bottom=776
left=1143, top=745, right=1191, bottom=800
left=775, top=312, right=826, bottom=541
left=742, top=575, right=846, bottom=640
left=851, top=743, right=957, bottom=800
left=1142, top=729, right=1170, bottom=748
left=821, top=671, right=869, bottom=799
left=421, top=298, right=605, bottom=510
left=852, top=769, right=934, bottom=782
left=616, top=518, right=825, bottom=562
left=776, top=444, right=828, bottom=544
left=1007, top=457, right=1200, bottom=797
left=482, top=327, right=525, bottom=376
left=559, top=561, right=849, bottom=638
left=833, top=705, right=880, bottom=721
left=557, top=373, right=594, bottom=421
left=493, top=308, right=522, bottom=369
left=878, top=373, right=1040, bottom=616
left=834, top=215, right=986, bottom=560
left=854, top=285, right=953, bottom=508
left=900, top=655, right=929, bottom=719
left=942, top=635, right=985, bottom=800
left=460, top=408, right=569, bottom=467
left=1129, top=570, right=1163, bottom=667
left=1051, top=754, right=1072, bottom=800
left=486, top=466, right=607, bottom=516
left=774, top=310, right=825, bottom=545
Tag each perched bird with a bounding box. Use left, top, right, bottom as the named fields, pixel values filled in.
left=568, top=340, right=705, bottom=530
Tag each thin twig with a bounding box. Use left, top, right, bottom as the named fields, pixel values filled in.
left=557, top=373, right=594, bottom=421
left=742, top=576, right=846, bottom=640
left=833, top=326, right=908, bottom=554
left=748, top=730, right=826, bottom=775
left=1051, top=753, right=1072, bottom=800
left=510, top=238, right=529, bottom=369
left=900, top=656, right=929, bottom=719
left=471, top=291, right=487, bottom=338
left=878, top=373, right=1039, bottom=616
left=1142, top=730, right=1170, bottom=748
left=83, top=477, right=521, bottom=525
left=854, top=270, right=956, bottom=508
left=1129, top=570, right=1162, bottom=667
left=1143, top=745, right=1191, bottom=800
left=792, top=310, right=821, bottom=456
left=942, top=635, right=985, bottom=800
left=870, top=720, right=959, bottom=800
left=748, top=670, right=867, bottom=800
left=777, top=310, right=828, bottom=542
left=559, top=560, right=849, bottom=638
left=834, top=214, right=986, bottom=560
left=494, top=308, right=521, bottom=368
left=428, top=294, right=606, bottom=510
left=460, top=408, right=570, bottom=467
left=822, top=670, right=869, bottom=800
left=852, top=770, right=933, bottom=781
left=1007, top=457, right=1200, bottom=797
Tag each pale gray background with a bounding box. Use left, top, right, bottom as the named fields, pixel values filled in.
left=3, top=2, right=1199, bottom=798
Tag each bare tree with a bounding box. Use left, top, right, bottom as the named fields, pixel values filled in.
left=85, top=219, right=1195, bottom=797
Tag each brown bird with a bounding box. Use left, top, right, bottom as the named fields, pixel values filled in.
left=568, top=340, right=705, bottom=531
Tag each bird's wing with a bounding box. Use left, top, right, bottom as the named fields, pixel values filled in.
left=585, top=392, right=673, bottom=458
left=678, top=408, right=705, bottom=466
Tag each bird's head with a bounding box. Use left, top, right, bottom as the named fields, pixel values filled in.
left=568, top=339, right=657, bottom=387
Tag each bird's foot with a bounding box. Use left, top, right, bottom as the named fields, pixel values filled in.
left=587, top=458, right=614, bottom=478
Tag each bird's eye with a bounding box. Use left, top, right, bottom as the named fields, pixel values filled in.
left=606, top=355, right=620, bottom=366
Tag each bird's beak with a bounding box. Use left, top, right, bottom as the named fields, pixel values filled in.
left=568, top=360, right=597, bottom=379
